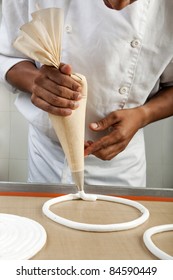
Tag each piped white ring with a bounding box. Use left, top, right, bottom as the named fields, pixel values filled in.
left=0, top=213, right=47, bottom=260
left=143, top=224, right=173, bottom=260
left=42, top=193, right=149, bottom=232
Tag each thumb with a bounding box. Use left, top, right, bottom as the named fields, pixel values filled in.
left=59, top=63, right=72, bottom=75
left=89, top=112, right=118, bottom=131
left=89, top=116, right=112, bottom=132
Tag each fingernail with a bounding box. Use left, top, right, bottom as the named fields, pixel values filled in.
left=90, top=123, right=99, bottom=129
left=84, top=151, right=88, bottom=157
left=77, top=93, right=82, bottom=98
left=74, top=92, right=82, bottom=100
left=77, top=86, right=82, bottom=92
left=84, top=150, right=90, bottom=157
left=72, top=101, right=79, bottom=109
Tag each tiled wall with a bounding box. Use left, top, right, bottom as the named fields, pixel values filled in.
left=0, top=83, right=28, bottom=182
left=144, top=118, right=173, bottom=188
left=0, top=1, right=28, bottom=182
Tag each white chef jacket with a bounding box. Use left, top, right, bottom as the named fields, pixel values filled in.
left=0, top=0, right=173, bottom=187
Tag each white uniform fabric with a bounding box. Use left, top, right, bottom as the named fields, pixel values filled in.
left=0, top=0, right=173, bottom=187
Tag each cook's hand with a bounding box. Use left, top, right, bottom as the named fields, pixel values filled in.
left=84, top=107, right=144, bottom=160
left=31, top=63, right=82, bottom=116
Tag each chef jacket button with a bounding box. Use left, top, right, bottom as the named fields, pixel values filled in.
left=119, top=86, right=128, bottom=95
left=65, top=24, right=72, bottom=33
left=131, top=39, right=141, bottom=48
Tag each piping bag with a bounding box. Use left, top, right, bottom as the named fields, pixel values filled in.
left=13, top=8, right=96, bottom=200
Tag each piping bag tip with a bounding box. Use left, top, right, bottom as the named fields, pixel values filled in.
left=72, top=170, right=97, bottom=201
left=78, top=191, right=97, bottom=201
left=72, top=170, right=84, bottom=192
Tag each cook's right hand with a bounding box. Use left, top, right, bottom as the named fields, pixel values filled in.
left=31, top=63, right=82, bottom=116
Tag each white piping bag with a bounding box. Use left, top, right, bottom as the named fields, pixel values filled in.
left=13, top=8, right=87, bottom=192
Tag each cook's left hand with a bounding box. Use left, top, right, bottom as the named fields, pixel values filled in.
left=84, top=107, right=145, bottom=160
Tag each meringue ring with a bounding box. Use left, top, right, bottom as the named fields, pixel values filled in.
left=143, top=224, right=173, bottom=260
left=42, top=192, right=149, bottom=232
left=0, top=213, right=47, bottom=260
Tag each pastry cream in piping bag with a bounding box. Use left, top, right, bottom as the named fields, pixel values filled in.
left=13, top=8, right=87, bottom=192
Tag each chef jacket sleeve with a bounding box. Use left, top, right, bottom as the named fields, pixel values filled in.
left=160, top=58, right=173, bottom=87
left=0, top=0, right=34, bottom=91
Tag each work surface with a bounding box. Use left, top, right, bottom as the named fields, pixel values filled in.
left=0, top=183, right=173, bottom=260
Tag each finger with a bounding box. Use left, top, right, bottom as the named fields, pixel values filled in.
left=84, top=140, right=93, bottom=147
left=85, top=127, right=126, bottom=156
left=31, top=87, right=79, bottom=110
left=59, top=63, right=72, bottom=75
left=36, top=77, right=82, bottom=101
left=31, top=96, right=72, bottom=116
left=84, top=134, right=113, bottom=155
left=92, top=141, right=126, bottom=160
left=89, top=112, right=118, bottom=132
left=84, top=140, right=94, bottom=156
left=41, top=65, right=82, bottom=92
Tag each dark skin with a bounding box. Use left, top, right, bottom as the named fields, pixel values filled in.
left=6, top=0, right=173, bottom=161
left=7, top=62, right=82, bottom=116
left=85, top=88, right=173, bottom=160
left=103, top=0, right=137, bottom=10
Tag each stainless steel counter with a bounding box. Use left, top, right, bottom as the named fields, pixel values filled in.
left=0, top=182, right=172, bottom=199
